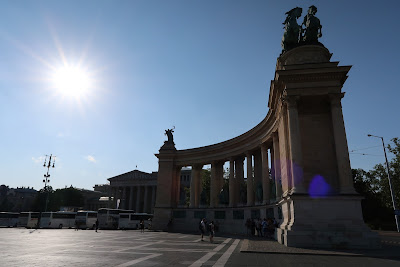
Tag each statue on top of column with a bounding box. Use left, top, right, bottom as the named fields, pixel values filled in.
left=165, top=127, right=175, bottom=145
left=281, top=7, right=302, bottom=53
left=301, top=5, right=322, bottom=44
left=281, top=5, right=324, bottom=54
left=161, top=126, right=176, bottom=150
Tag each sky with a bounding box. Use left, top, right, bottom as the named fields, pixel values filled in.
left=1, top=0, right=399, bottom=191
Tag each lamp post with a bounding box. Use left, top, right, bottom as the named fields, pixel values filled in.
left=43, top=154, right=56, bottom=212
left=368, top=134, right=400, bottom=232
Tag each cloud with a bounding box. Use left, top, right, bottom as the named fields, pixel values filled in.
left=32, top=156, right=45, bottom=164
left=86, top=155, right=96, bottom=163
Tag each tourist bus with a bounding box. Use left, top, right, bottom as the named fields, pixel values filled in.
left=18, top=212, right=40, bottom=228
left=118, top=213, right=153, bottom=230
left=97, top=208, right=134, bottom=230
left=0, top=212, right=19, bottom=227
left=39, top=211, right=77, bottom=229
left=75, top=211, right=98, bottom=229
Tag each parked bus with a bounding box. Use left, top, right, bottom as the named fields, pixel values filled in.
left=0, top=212, right=19, bottom=227
left=39, top=211, right=77, bottom=229
left=118, top=213, right=153, bottom=230
left=75, top=211, right=98, bottom=229
left=18, top=212, right=40, bottom=228
left=97, top=208, right=134, bottom=230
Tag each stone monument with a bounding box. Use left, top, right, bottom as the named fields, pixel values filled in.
left=152, top=6, right=380, bottom=248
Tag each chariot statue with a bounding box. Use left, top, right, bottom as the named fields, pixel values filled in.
left=165, top=127, right=175, bottom=145
left=281, top=7, right=302, bottom=53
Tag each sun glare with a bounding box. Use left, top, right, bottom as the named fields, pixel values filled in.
left=51, top=65, right=92, bottom=98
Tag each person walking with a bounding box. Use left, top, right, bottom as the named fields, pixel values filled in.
left=95, top=219, right=99, bottom=232
left=140, top=219, right=145, bottom=233
left=209, top=221, right=215, bottom=243
left=199, top=218, right=206, bottom=241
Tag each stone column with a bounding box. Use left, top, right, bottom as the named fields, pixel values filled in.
left=190, top=165, right=202, bottom=208
left=108, top=186, right=112, bottom=208
left=210, top=162, right=222, bottom=208
left=115, top=187, right=121, bottom=209
left=136, top=186, right=142, bottom=212
left=272, top=132, right=283, bottom=199
left=235, top=157, right=244, bottom=204
left=151, top=186, right=156, bottom=212
left=246, top=152, right=254, bottom=206
left=144, top=186, right=149, bottom=213
left=229, top=159, right=236, bottom=207
left=261, top=144, right=270, bottom=204
left=253, top=150, right=262, bottom=203
left=286, top=96, right=306, bottom=194
left=122, top=187, right=127, bottom=209
left=329, top=93, right=356, bottom=194
left=129, top=186, right=134, bottom=210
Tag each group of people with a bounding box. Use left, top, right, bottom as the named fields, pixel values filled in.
left=245, top=218, right=277, bottom=239
left=199, top=218, right=217, bottom=243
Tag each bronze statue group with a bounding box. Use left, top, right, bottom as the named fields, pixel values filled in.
left=281, top=5, right=323, bottom=53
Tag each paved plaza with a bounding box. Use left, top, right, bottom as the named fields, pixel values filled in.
left=0, top=228, right=399, bottom=266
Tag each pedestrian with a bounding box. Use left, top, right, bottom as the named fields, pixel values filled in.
left=257, top=219, right=263, bottom=237
left=245, top=218, right=251, bottom=236
left=140, top=219, right=145, bottom=233
left=199, top=218, right=206, bottom=241
left=209, top=221, right=215, bottom=243
left=95, top=219, right=99, bottom=232
left=262, top=218, right=267, bottom=238
left=251, top=219, right=256, bottom=236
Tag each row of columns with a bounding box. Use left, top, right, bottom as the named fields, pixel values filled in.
left=111, top=185, right=157, bottom=213
left=185, top=93, right=354, bottom=208
left=188, top=142, right=283, bottom=208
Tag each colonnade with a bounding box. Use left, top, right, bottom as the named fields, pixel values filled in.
left=187, top=142, right=283, bottom=208
left=110, top=185, right=156, bottom=213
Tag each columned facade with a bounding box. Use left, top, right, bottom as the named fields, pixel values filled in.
left=108, top=170, right=158, bottom=214
left=152, top=45, right=379, bottom=249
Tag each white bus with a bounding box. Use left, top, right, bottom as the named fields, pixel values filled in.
left=39, top=211, right=77, bottom=229
left=18, top=212, right=40, bottom=228
left=75, top=211, right=98, bottom=229
left=118, top=213, right=153, bottom=230
left=97, top=208, right=134, bottom=230
left=0, top=212, right=19, bottom=227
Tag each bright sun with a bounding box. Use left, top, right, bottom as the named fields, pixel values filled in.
left=51, top=65, right=92, bottom=98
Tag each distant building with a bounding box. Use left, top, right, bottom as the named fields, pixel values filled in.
left=107, top=168, right=192, bottom=214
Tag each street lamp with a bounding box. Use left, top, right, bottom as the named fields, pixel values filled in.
left=42, top=154, right=56, bottom=212
left=368, top=134, right=400, bottom=232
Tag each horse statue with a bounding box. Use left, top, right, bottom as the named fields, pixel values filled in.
left=281, top=7, right=302, bottom=53
left=301, top=5, right=322, bottom=44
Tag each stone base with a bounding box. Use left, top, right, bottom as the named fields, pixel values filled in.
left=152, top=207, right=172, bottom=231
left=277, top=194, right=381, bottom=249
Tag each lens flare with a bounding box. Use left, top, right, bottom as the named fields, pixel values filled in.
left=308, top=175, right=331, bottom=198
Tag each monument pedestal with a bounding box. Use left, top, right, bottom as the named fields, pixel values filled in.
left=277, top=195, right=380, bottom=248
left=152, top=141, right=177, bottom=231
left=272, top=45, right=380, bottom=249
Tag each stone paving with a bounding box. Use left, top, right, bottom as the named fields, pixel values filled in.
left=0, top=228, right=399, bottom=266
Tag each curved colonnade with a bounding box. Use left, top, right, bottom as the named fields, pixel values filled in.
left=152, top=46, right=379, bottom=248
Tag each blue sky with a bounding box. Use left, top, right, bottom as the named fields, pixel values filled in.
left=1, top=0, right=399, bottom=190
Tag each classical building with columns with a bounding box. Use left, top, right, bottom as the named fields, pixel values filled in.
left=107, top=168, right=192, bottom=213
left=151, top=45, right=379, bottom=249
left=108, top=170, right=158, bottom=213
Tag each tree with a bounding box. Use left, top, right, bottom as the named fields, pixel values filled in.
left=31, top=186, right=84, bottom=212
left=200, top=169, right=211, bottom=205
left=352, top=137, right=400, bottom=230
